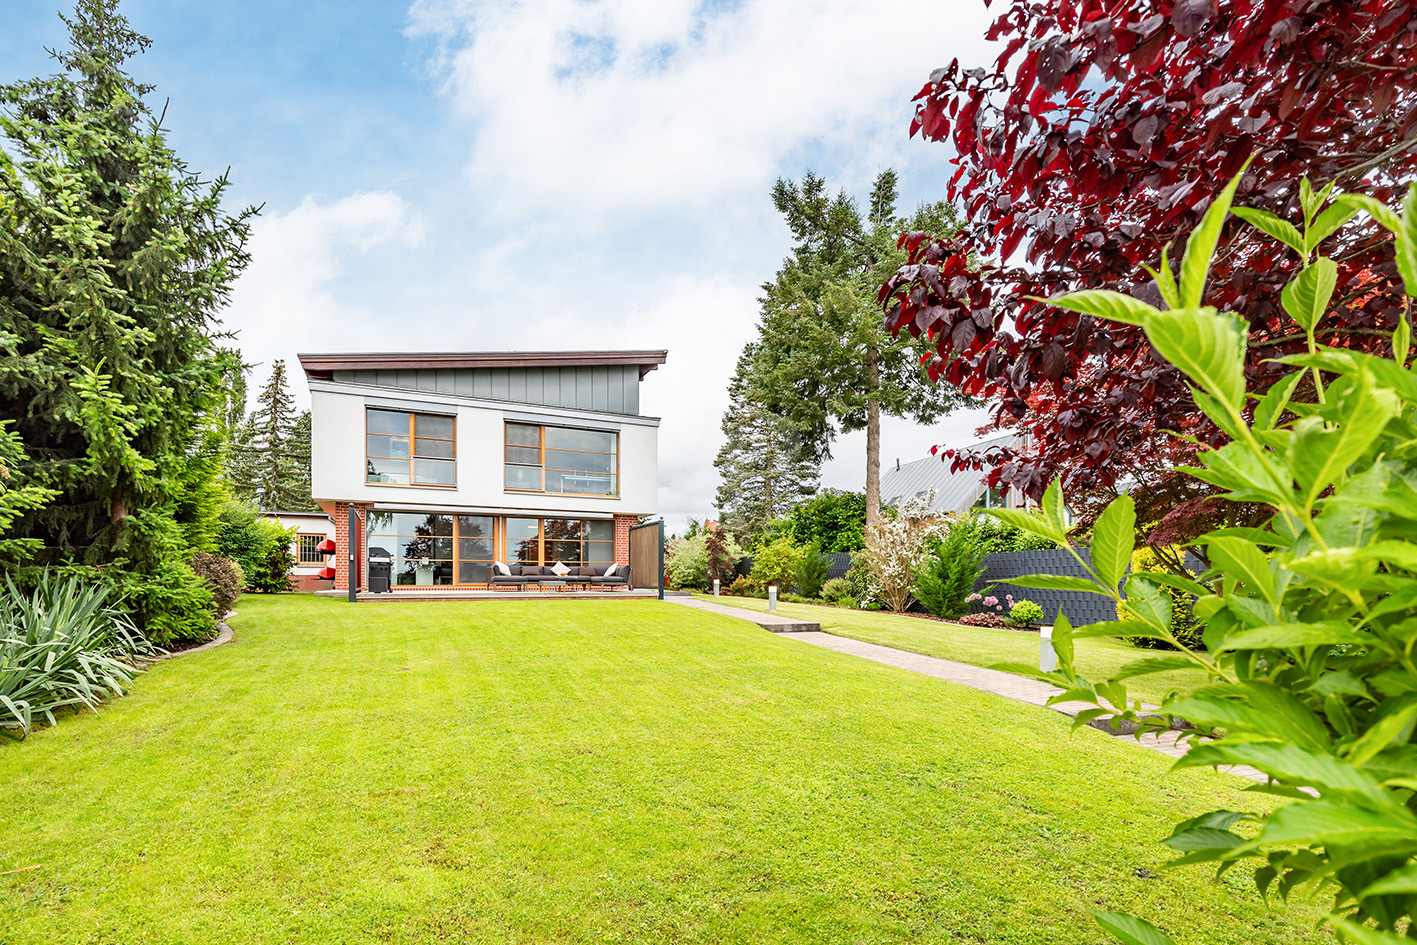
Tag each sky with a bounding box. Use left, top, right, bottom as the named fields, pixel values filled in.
left=3, top=0, right=999, bottom=527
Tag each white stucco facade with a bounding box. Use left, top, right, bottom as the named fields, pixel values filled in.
left=307, top=379, right=660, bottom=518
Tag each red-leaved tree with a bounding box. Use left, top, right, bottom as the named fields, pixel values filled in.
left=880, top=0, right=1417, bottom=540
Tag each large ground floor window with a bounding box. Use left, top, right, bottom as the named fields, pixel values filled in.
left=366, top=512, right=613, bottom=586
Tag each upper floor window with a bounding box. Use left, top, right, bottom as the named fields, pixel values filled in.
left=366, top=408, right=455, bottom=487
left=504, top=422, right=617, bottom=496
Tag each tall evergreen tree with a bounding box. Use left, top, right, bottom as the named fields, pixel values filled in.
left=285, top=410, right=317, bottom=513
left=754, top=170, right=973, bottom=535
left=0, top=0, right=256, bottom=641
left=714, top=345, right=819, bottom=540
left=246, top=359, right=296, bottom=506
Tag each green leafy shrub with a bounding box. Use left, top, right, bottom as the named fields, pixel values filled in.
left=0, top=574, right=158, bottom=739
left=215, top=502, right=295, bottom=593
left=724, top=575, right=755, bottom=596
left=190, top=552, right=242, bottom=621
left=783, top=489, right=866, bottom=552
left=914, top=518, right=989, bottom=619
left=990, top=175, right=1417, bottom=944
left=1006, top=600, right=1044, bottom=627
left=667, top=527, right=746, bottom=591
left=795, top=541, right=829, bottom=598
left=820, top=577, right=853, bottom=602
left=1120, top=546, right=1203, bottom=650
left=836, top=596, right=858, bottom=609
left=749, top=538, right=802, bottom=591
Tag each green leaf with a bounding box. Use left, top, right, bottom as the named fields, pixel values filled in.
left=1358, top=862, right=1417, bottom=898
left=1047, top=289, right=1160, bottom=326
left=1346, top=695, right=1417, bottom=766
left=1400, top=182, right=1417, bottom=296
left=984, top=507, right=1066, bottom=544
left=1330, top=918, right=1411, bottom=945
left=1042, top=479, right=1069, bottom=536
left=1122, top=576, right=1171, bottom=632
left=1144, top=307, right=1248, bottom=409
left=1146, top=243, right=1181, bottom=309
left=1358, top=540, right=1417, bottom=572
left=1232, top=207, right=1304, bottom=256
left=1142, top=570, right=1210, bottom=597
left=1305, top=202, right=1359, bottom=254
left=1220, top=621, right=1366, bottom=651
left=1205, top=535, right=1277, bottom=605
left=1280, top=258, right=1338, bottom=333
left=1196, top=743, right=1387, bottom=803
left=1094, top=912, right=1176, bottom=945
left=1051, top=612, right=1074, bottom=667
left=1258, top=800, right=1417, bottom=851
left=1111, top=654, right=1201, bottom=680
left=1166, top=693, right=1326, bottom=751
left=1090, top=494, right=1135, bottom=592
left=1180, top=163, right=1251, bottom=307
left=1162, top=826, right=1244, bottom=852
left=1070, top=619, right=1170, bottom=642
left=1005, top=573, right=1106, bottom=594
left=1289, top=373, right=1400, bottom=508
left=1395, top=303, right=1411, bottom=364
left=1336, top=193, right=1403, bottom=235
left=1253, top=372, right=1304, bottom=431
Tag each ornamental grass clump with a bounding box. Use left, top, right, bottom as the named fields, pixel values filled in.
left=982, top=172, right=1417, bottom=945
left=0, top=574, right=158, bottom=739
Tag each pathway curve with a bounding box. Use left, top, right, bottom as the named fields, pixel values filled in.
left=666, top=596, right=1261, bottom=781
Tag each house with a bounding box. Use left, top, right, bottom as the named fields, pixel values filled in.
left=880, top=434, right=1027, bottom=516
left=297, top=350, right=666, bottom=591
left=259, top=510, right=336, bottom=592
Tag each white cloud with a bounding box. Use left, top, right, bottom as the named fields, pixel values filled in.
left=222, top=191, right=426, bottom=396
left=407, top=0, right=995, bottom=226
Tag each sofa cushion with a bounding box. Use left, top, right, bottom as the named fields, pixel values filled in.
left=603, top=563, right=618, bottom=578
left=519, top=565, right=541, bottom=577
left=493, top=561, right=511, bottom=576
left=550, top=561, right=571, bottom=576
left=577, top=566, right=597, bottom=577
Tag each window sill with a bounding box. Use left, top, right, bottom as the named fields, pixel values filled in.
left=365, top=481, right=458, bottom=490
left=504, top=489, right=620, bottom=499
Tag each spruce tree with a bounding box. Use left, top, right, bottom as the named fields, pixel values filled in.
left=284, top=410, right=318, bottom=513
left=0, top=0, right=256, bottom=641
left=714, top=345, right=819, bottom=540
left=246, top=359, right=296, bottom=507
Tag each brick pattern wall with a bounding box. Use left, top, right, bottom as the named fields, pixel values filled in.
left=613, top=515, right=635, bottom=565
left=332, top=502, right=372, bottom=591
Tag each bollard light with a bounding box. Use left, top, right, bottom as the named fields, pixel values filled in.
left=1039, top=625, right=1057, bottom=673
left=713, top=578, right=720, bottom=598
left=768, top=583, right=778, bottom=613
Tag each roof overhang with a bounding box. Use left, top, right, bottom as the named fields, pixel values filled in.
left=298, top=350, right=668, bottom=380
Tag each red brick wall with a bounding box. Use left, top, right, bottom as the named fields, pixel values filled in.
left=613, top=515, right=636, bottom=565
left=332, top=502, right=372, bottom=591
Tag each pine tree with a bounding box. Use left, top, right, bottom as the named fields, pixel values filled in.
left=0, top=0, right=256, bottom=642
left=284, top=410, right=318, bottom=513
left=246, top=359, right=296, bottom=507
left=714, top=345, right=819, bottom=540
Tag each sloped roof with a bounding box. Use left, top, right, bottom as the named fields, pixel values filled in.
left=880, top=434, right=1022, bottom=515
left=298, top=350, right=667, bottom=380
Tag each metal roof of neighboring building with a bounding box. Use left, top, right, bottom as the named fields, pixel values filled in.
left=879, top=434, right=1022, bottom=516
left=297, top=350, right=668, bottom=380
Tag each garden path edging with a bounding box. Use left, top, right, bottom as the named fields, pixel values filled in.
left=149, top=612, right=235, bottom=661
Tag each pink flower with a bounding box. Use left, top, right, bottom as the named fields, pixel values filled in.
left=965, top=593, right=981, bottom=602
left=982, top=596, right=998, bottom=607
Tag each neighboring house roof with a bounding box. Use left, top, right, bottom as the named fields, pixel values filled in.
left=297, top=350, right=668, bottom=380
left=880, top=434, right=1023, bottom=516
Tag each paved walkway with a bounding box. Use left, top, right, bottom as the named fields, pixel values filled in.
left=667, top=596, right=1259, bottom=780
left=671, top=594, right=822, bottom=633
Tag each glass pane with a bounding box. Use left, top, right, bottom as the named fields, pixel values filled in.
left=413, top=458, right=455, bottom=486
left=367, top=434, right=409, bottom=459
left=366, top=457, right=409, bottom=484
left=546, top=540, right=582, bottom=565
left=586, top=520, right=613, bottom=542
left=505, top=465, right=542, bottom=491
left=456, top=516, right=493, bottom=539
left=394, top=560, right=452, bottom=586
left=370, top=512, right=451, bottom=535
left=543, top=519, right=581, bottom=541
left=414, top=437, right=454, bottom=459
left=368, top=409, right=410, bottom=436
left=506, top=423, right=540, bottom=447
left=458, top=537, right=493, bottom=559
left=506, top=518, right=539, bottom=541
left=545, top=449, right=614, bottom=475
left=508, top=539, right=539, bottom=565
left=545, top=427, right=616, bottom=453
left=416, top=414, right=454, bottom=439
left=458, top=561, right=491, bottom=584
left=584, top=540, right=614, bottom=565
left=505, top=445, right=540, bottom=465
left=547, top=471, right=615, bottom=495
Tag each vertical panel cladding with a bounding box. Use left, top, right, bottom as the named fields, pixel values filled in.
left=560, top=367, right=577, bottom=407
left=454, top=369, right=475, bottom=396
left=435, top=369, right=454, bottom=393
left=624, top=367, right=640, bottom=414
left=575, top=368, right=593, bottom=409
left=473, top=369, right=492, bottom=399
left=527, top=368, right=545, bottom=405
left=542, top=368, right=561, bottom=406
left=973, top=548, right=1118, bottom=626
left=490, top=368, right=510, bottom=400
left=588, top=366, right=607, bottom=411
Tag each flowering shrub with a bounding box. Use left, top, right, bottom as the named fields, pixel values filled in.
left=1006, top=600, right=1043, bottom=628
left=856, top=493, right=947, bottom=612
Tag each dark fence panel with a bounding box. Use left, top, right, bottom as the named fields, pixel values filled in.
left=974, top=548, right=1116, bottom=627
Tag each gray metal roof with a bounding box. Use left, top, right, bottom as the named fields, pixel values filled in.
left=880, top=434, right=1021, bottom=515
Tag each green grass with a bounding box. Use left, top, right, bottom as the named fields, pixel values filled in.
left=0, top=595, right=1315, bottom=944
left=696, top=594, right=1207, bottom=706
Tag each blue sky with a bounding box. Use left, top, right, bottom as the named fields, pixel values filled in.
left=4, top=0, right=997, bottom=526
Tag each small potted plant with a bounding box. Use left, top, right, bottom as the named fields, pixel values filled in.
left=1006, top=599, right=1045, bottom=630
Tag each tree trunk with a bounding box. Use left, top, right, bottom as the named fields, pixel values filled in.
left=865, top=345, right=881, bottom=538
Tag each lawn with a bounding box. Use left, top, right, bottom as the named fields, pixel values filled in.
left=695, top=593, right=1207, bottom=707
left=0, top=595, right=1315, bottom=944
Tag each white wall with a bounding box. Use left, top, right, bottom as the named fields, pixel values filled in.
left=309, top=383, right=659, bottom=516
left=265, top=513, right=334, bottom=575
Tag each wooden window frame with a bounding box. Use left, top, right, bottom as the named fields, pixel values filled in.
left=365, top=408, right=457, bottom=489
left=503, top=422, right=619, bottom=498
left=296, top=533, right=326, bottom=565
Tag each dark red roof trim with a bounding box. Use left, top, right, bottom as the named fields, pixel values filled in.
left=298, top=350, right=667, bottom=380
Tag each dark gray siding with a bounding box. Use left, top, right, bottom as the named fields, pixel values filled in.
left=333, top=365, right=642, bottom=414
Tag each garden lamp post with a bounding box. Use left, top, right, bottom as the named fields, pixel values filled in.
left=713, top=578, right=720, bottom=598
left=768, top=583, right=777, bottom=613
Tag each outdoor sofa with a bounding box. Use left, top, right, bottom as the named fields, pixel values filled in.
left=489, top=563, right=632, bottom=591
